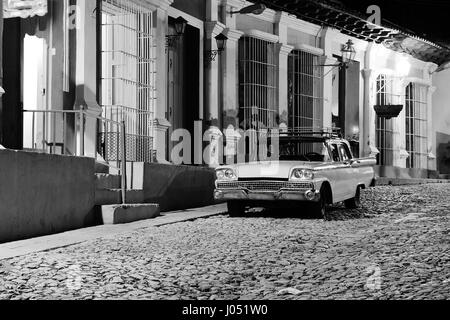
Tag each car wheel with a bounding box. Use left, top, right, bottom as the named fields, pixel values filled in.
left=311, top=187, right=328, bottom=219
left=344, top=186, right=361, bottom=209
left=227, top=201, right=246, bottom=217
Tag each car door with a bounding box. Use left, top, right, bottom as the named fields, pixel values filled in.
left=337, top=143, right=357, bottom=200
left=326, top=143, right=348, bottom=202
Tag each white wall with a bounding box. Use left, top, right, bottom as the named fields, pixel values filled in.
left=432, top=69, right=450, bottom=136
left=432, top=68, right=450, bottom=174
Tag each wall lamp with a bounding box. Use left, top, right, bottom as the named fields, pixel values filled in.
left=229, top=3, right=267, bottom=17
left=318, top=39, right=357, bottom=69
left=204, top=33, right=228, bottom=64
left=165, top=16, right=188, bottom=49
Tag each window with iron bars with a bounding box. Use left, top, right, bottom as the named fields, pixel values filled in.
left=238, top=36, right=278, bottom=132
left=375, top=74, right=394, bottom=166
left=99, top=0, right=157, bottom=163
left=405, top=83, right=428, bottom=169
left=288, top=50, right=323, bottom=132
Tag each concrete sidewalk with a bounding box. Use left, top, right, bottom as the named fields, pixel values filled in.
left=0, top=204, right=227, bottom=261
left=375, top=177, right=450, bottom=186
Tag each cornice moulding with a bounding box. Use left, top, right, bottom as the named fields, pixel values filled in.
left=143, top=0, right=173, bottom=11
left=294, top=44, right=324, bottom=56
left=241, top=29, right=279, bottom=43
left=223, top=28, right=244, bottom=41
left=277, top=43, right=294, bottom=55
left=205, top=21, right=226, bottom=39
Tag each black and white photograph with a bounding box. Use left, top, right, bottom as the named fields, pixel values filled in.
left=0, top=0, right=449, bottom=312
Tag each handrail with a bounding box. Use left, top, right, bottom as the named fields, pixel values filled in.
left=22, top=108, right=127, bottom=204
left=23, top=109, right=122, bottom=125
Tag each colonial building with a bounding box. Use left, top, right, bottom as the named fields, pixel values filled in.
left=1, top=0, right=450, bottom=180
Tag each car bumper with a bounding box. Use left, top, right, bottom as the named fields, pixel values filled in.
left=214, top=188, right=320, bottom=202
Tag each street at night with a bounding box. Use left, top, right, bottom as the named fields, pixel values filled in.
left=1, top=184, right=448, bottom=300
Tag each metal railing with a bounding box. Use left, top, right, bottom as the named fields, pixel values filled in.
left=100, top=105, right=156, bottom=163
left=22, top=108, right=128, bottom=204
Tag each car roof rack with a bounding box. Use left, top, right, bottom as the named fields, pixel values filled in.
left=279, top=127, right=343, bottom=139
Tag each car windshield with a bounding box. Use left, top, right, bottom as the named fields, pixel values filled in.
left=277, top=139, right=330, bottom=162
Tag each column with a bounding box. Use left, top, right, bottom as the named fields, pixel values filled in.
left=221, top=28, right=243, bottom=128
left=0, top=0, right=3, bottom=144
left=274, top=12, right=292, bottom=129
left=74, top=0, right=102, bottom=158
left=323, top=57, right=338, bottom=130
left=276, top=43, right=294, bottom=128
left=393, top=79, right=407, bottom=167
left=321, top=27, right=336, bottom=131
left=204, top=21, right=224, bottom=126
left=362, top=68, right=379, bottom=157
left=427, top=85, right=437, bottom=171
left=204, top=21, right=225, bottom=167
left=0, top=0, right=3, bottom=88
left=153, top=6, right=171, bottom=163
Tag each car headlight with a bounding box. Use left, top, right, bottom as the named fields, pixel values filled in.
left=290, top=168, right=314, bottom=180
left=216, top=168, right=237, bottom=181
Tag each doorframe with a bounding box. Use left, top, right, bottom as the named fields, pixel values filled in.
left=167, top=7, right=204, bottom=124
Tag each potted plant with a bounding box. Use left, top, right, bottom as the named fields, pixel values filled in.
left=373, top=104, right=403, bottom=119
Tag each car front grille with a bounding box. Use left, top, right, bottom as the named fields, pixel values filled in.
left=217, top=180, right=313, bottom=192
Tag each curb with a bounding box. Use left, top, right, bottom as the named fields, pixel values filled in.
left=375, top=178, right=450, bottom=186
left=0, top=204, right=227, bottom=261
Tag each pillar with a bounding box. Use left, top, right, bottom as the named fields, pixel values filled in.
left=321, top=27, right=336, bottom=131
left=362, top=68, right=377, bottom=157
left=221, top=28, right=243, bottom=128
left=427, top=85, right=437, bottom=171
left=204, top=21, right=225, bottom=167
left=276, top=43, right=294, bottom=128
left=204, top=21, right=224, bottom=127
left=362, top=43, right=379, bottom=158
left=0, top=0, right=4, bottom=146
left=73, top=0, right=102, bottom=157
left=153, top=5, right=171, bottom=163
left=274, top=12, right=292, bottom=129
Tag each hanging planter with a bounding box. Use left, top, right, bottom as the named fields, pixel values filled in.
left=374, top=104, right=403, bottom=119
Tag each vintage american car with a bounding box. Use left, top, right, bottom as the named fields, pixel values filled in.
left=214, top=131, right=377, bottom=218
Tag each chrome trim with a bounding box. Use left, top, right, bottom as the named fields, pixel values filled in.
left=214, top=189, right=320, bottom=202
left=216, top=180, right=314, bottom=192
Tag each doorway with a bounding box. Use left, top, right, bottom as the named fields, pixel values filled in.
left=331, top=57, right=360, bottom=156
left=1, top=18, right=22, bottom=149
left=22, top=34, right=48, bottom=150
left=166, top=19, right=200, bottom=163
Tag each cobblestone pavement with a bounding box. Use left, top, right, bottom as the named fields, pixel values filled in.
left=0, top=184, right=449, bottom=300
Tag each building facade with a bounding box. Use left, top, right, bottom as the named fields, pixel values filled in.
left=1, top=0, right=450, bottom=179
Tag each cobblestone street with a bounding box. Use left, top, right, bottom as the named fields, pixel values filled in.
left=0, top=184, right=449, bottom=300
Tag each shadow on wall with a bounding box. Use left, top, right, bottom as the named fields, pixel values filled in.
left=437, top=132, right=450, bottom=174
left=129, top=163, right=217, bottom=212
left=0, top=149, right=97, bottom=243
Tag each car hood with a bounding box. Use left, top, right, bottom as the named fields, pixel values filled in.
left=228, top=161, right=326, bottom=179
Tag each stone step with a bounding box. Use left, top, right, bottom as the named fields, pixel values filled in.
left=100, top=204, right=160, bottom=225
left=438, top=174, right=450, bottom=180
left=95, top=189, right=145, bottom=206
left=95, top=173, right=122, bottom=190
left=95, top=161, right=110, bottom=174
